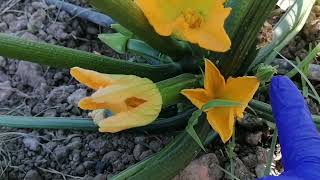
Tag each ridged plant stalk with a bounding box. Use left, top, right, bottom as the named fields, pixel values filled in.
left=0, top=33, right=181, bottom=81
left=90, top=0, right=188, bottom=58
left=219, top=0, right=278, bottom=77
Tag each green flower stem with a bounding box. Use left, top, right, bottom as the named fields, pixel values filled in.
left=157, top=73, right=200, bottom=107
left=0, top=33, right=181, bottom=81
left=90, top=0, right=188, bottom=58
left=0, top=108, right=195, bottom=132
left=0, top=74, right=199, bottom=130
left=264, top=127, right=278, bottom=176
left=0, top=116, right=97, bottom=130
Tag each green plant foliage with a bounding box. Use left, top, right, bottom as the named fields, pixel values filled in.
left=99, top=33, right=129, bottom=54
left=251, top=0, right=316, bottom=68
left=186, top=110, right=205, bottom=151
left=255, top=64, right=277, bottom=84
left=202, top=99, right=241, bottom=111
left=111, top=23, right=134, bottom=37
left=91, top=0, right=188, bottom=58
left=0, top=33, right=181, bottom=81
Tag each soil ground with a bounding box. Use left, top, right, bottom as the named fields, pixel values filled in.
left=0, top=1, right=319, bottom=179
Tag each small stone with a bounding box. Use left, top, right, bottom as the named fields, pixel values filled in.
left=23, top=137, right=39, bottom=151
left=87, top=152, right=97, bottom=159
left=241, top=154, right=258, bottom=169
left=256, top=147, right=268, bottom=164
left=0, top=22, right=8, bottom=32
left=134, top=136, right=146, bottom=144
left=0, top=81, right=13, bottom=101
left=67, top=89, right=87, bottom=106
left=44, top=141, right=57, bottom=152
left=102, top=151, right=121, bottom=162
left=45, top=85, right=75, bottom=104
left=24, top=170, right=42, bottom=180
left=46, top=23, right=69, bottom=41
left=174, top=153, right=223, bottom=180
left=9, top=18, right=28, bottom=32
left=66, top=141, right=82, bottom=150
left=28, top=9, right=46, bottom=32
left=245, top=132, right=263, bottom=145
left=234, top=157, right=255, bottom=180
left=54, top=146, right=69, bottom=162
left=16, top=61, right=46, bottom=88
left=139, top=150, right=153, bottom=160
left=75, top=164, right=85, bottom=175
left=2, top=14, right=16, bottom=24
left=93, top=174, right=107, bottom=180
left=86, top=26, right=98, bottom=35
left=43, top=109, right=57, bottom=117
left=149, top=140, right=162, bottom=152
left=133, top=144, right=145, bottom=160
left=0, top=56, right=6, bottom=67
left=31, top=2, right=48, bottom=9
left=83, top=161, right=96, bottom=169
left=255, top=164, right=266, bottom=178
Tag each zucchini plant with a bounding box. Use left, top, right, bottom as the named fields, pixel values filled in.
left=0, top=0, right=317, bottom=179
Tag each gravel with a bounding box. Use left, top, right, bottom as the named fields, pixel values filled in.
left=0, top=1, right=319, bottom=180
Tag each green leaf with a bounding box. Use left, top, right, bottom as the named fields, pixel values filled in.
left=277, top=52, right=320, bottom=104
left=111, top=24, right=134, bottom=37
left=286, top=43, right=320, bottom=78
left=202, top=99, right=241, bottom=111
left=186, top=110, right=206, bottom=151
left=127, top=39, right=161, bottom=59
left=98, top=33, right=129, bottom=54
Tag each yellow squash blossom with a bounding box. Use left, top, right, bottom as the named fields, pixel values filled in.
left=70, top=67, right=162, bottom=133
left=135, top=0, right=231, bottom=52
left=181, top=59, right=259, bottom=142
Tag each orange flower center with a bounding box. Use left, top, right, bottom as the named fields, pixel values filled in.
left=125, top=97, right=147, bottom=108
left=182, top=10, right=203, bottom=29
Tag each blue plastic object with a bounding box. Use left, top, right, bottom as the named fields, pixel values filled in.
left=259, top=76, right=320, bottom=180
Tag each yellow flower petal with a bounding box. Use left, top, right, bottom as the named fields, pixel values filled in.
left=218, top=77, right=260, bottom=119
left=207, top=107, right=235, bottom=143
left=79, top=97, right=126, bottom=114
left=204, top=59, right=225, bottom=98
left=97, top=102, right=161, bottom=133
left=70, top=67, right=112, bottom=90
left=72, top=67, right=163, bottom=132
left=181, top=89, right=210, bottom=109
left=135, top=0, right=231, bottom=52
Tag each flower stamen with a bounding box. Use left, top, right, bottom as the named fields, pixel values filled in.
left=182, top=10, right=203, bottom=29
left=125, top=97, right=147, bottom=108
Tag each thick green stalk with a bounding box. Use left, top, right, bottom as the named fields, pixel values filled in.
left=111, top=118, right=211, bottom=180
left=218, top=0, right=278, bottom=77
left=90, top=0, right=187, bottom=58
left=0, top=33, right=181, bottom=81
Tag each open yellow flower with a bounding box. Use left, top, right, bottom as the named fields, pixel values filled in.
left=70, top=67, right=162, bottom=133
left=181, top=59, right=259, bottom=142
left=135, top=0, right=231, bottom=52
